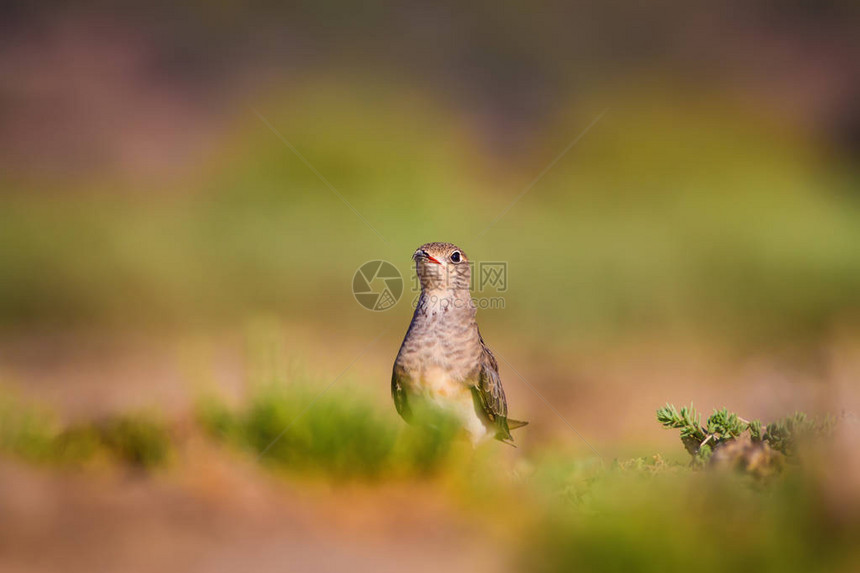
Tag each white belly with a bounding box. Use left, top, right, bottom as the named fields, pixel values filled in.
left=410, top=366, right=493, bottom=445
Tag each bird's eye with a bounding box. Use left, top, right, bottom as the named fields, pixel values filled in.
left=450, top=251, right=461, bottom=263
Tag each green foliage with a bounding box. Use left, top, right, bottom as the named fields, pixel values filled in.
left=0, top=392, right=58, bottom=462
left=656, top=403, right=711, bottom=461
left=52, top=425, right=104, bottom=464
left=522, top=466, right=857, bottom=573
left=613, top=454, right=685, bottom=477
left=52, top=416, right=172, bottom=468
left=658, top=403, right=835, bottom=468
left=749, top=419, right=763, bottom=441
left=196, top=384, right=459, bottom=480
left=91, top=415, right=173, bottom=468
left=0, top=391, right=172, bottom=468
left=764, top=412, right=835, bottom=457
left=705, top=407, right=747, bottom=438
left=2, top=385, right=858, bottom=572
left=526, top=454, right=605, bottom=507
left=520, top=443, right=858, bottom=573
left=656, top=403, right=705, bottom=441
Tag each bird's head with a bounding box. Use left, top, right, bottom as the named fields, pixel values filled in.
left=412, top=242, right=471, bottom=292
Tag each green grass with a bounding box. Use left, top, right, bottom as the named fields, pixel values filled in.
left=2, top=382, right=858, bottom=572
left=0, top=391, right=57, bottom=462
left=196, top=383, right=461, bottom=480
left=522, top=466, right=858, bottom=573
left=0, top=391, right=172, bottom=468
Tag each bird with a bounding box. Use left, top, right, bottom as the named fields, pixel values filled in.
left=391, top=242, right=527, bottom=446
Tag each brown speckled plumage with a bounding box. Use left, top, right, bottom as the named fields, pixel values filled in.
left=392, top=242, right=527, bottom=444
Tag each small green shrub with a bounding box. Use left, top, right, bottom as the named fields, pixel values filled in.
left=657, top=403, right=835, bottom=468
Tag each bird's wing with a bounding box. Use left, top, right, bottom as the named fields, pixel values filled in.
left=391, top=363, right=412, bottom=422
left=474, top=337, right=528, bottom=442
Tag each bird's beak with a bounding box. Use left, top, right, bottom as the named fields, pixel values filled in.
left=415, top=250, right=442, bottom=265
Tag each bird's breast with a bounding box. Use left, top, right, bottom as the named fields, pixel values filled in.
left=405, top=365, right=478, bottom=429
left=414, top=365, right=466, bottom=399
left=398, top=315, right=481, bottom=378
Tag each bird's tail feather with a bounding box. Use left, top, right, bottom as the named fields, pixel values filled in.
left=507, top=418, right=528, bottom=430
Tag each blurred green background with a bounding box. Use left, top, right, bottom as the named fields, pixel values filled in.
left=1, top=2, right=858, bottom=345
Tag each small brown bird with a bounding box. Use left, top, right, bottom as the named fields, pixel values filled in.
left=391, top=242, right=527, bottom=445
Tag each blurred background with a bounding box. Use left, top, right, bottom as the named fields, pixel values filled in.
left=0, top=2, right=858, bottom=572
